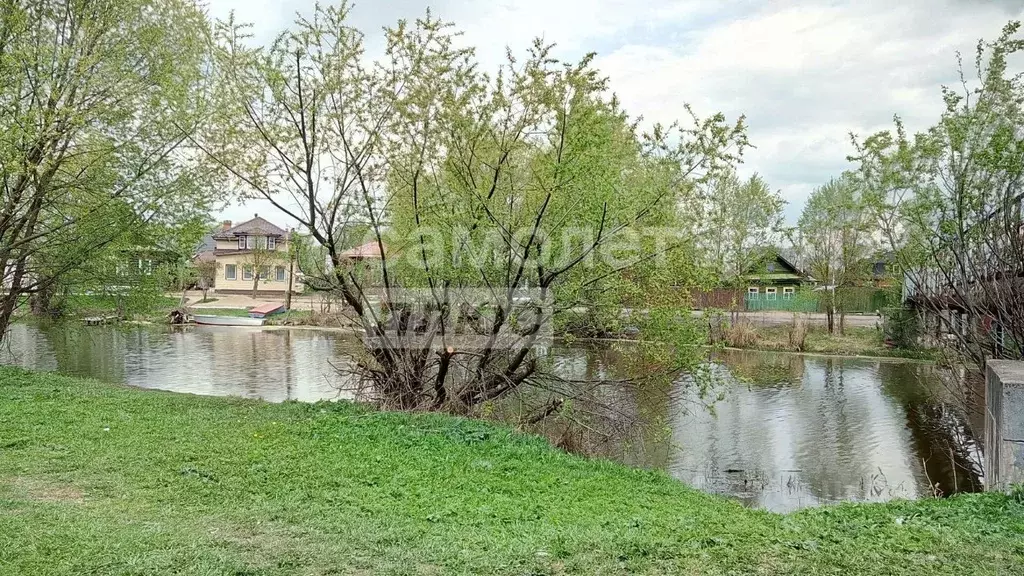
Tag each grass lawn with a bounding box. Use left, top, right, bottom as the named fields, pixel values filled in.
left=1, top=367, right=1021, bottom=575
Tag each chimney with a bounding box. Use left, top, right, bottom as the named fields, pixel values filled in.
left=221, top=220, right=232, bottom=231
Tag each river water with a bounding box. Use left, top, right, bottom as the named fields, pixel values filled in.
left=0, top=323, right=983, bottom=512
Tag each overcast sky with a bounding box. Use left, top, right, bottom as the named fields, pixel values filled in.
left=206, top=0, right=1024, bottom=227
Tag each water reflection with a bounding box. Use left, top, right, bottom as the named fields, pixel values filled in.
left=1, top=324, right=981, bottom=512
left=1, top=323, right=351, bottom=402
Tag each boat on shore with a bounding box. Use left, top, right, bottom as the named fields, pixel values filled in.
left=193, top=315, right=265, bottom=327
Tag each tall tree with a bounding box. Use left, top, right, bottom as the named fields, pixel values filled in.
left=700, top=170, right=785, bottom=283
left=0, top=0, right=214, bottom=340
left=852, top=21, right=1024, bottom=363
left=201, top=5, right=746, bottom=417
left=798, top=174, right=874, bottom=333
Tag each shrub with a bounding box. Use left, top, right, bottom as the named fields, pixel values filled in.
left=788, top=314, right=808, bottom=351
left=725, top=321, right=759, bottom=348
left=884, top=306, right=920, bottom=349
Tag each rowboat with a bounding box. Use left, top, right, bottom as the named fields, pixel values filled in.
left=193, top=315, right=265, bottom=327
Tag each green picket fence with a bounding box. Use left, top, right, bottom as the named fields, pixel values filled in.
left=744, top=293, right=818, bottom=312
left=744, top=288, right=890, bottom=313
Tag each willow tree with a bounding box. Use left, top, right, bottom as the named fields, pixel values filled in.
left=204, top=4, right=746, bottom=419
left=0, top=0, right=214, bottom=339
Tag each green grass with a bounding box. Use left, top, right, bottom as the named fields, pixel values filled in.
left=1, top=368, right=1021, bottom=575
left=743, top=326, right=938, bottom=360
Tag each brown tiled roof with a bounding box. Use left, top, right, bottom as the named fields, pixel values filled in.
left=341, top=241, right=387, bottom=259
left=213, top=216, right=287, bottom=239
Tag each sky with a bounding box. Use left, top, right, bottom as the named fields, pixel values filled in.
left=206, top=0, right=1024, bottom=227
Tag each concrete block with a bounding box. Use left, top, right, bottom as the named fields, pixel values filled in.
left=985, top=361, right=1024, bottom=490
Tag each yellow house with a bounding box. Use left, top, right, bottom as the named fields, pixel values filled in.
left=212, top=215, right=301, bottom=296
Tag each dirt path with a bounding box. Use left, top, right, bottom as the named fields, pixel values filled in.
left=692, top=309, right=881, bottom=328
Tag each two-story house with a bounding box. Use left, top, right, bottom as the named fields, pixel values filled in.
left=211, top=215, right=300, bottom=296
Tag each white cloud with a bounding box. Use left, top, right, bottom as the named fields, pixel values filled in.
left=206, top=0, right=1024, bottom=225
left=594, top=0, right=1024, bottom=219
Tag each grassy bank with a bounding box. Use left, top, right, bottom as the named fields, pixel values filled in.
left=1, top=368, right=1021, bottom=575
left=726, top=324, right=937, bottom=360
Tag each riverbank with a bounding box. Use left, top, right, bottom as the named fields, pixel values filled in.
left=2, top=368, right=1021, bottom=575
left=723, top=324, right=936, bottom=360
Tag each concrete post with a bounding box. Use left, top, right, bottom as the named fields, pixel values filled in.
left=985, top=360, right=1024, bottom=490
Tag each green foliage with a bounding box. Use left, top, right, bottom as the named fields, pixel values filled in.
left=0, top=0, right=217, bottom=338
left=699, top=170, right=786, bottom=283
left=205, top=5, right=748, bottom=411
left=1, top=367, right=1021, bottom=575
left=797, top=174, right=876, bottom=332
left=885, top=307, right=922, bottom=351
left=851, top=21, right=1024, bottom=362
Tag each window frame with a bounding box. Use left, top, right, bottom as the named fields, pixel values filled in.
left=259, top=266, right=271, bottom=281
left=765, top=287, right=778, bottom=300
left=268, top=237, right=276, bottom=250
left=747, top=287, right=759, bottom=297
left=245, top=235, right=254, bottom=250
left=237, top=236, right=245, bottom=250
left=242, top=265, right=253, bottom=281
left=276, top=266, right=286, bottom=282
left=782, top=286, right=795, bottom=300
left=225, top=264, right=237, bottom=281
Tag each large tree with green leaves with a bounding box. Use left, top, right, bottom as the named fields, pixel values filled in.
left=0, top=0, right=215, bottom=338
left=202, top=4, right=746, bottom=419
left=852, top=21, right=1024, bottom=363
left=699, top=170, right=785, bottom=284
left=798, top=174, right=874, bottom=334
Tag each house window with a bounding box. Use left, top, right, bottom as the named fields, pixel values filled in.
left=259, top=266, right=271, bottom=281
left=782, top=286, right=795, bottom=300
left=256, top=236, right=268, bottom=250
left=237, top=236, right=245, bottom=250
left=242, top=266, right=253, bottom=280
left=276, top=266, right=286, bottom=282
left=268, top=237, right=276, bottom=250
left=765, top=287, right=777, bottom=300
left=748, top=287, right=759, bottom=298
left=137, top=259, right=153, bottom=276
left=225, top=264, right=237, bottom=281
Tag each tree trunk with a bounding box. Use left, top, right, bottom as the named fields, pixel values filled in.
left=251, top=277, right=259, bottom=299
left=29, top=283, right=57, bottom=317
left=285, top=257, right=294, bottom=309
